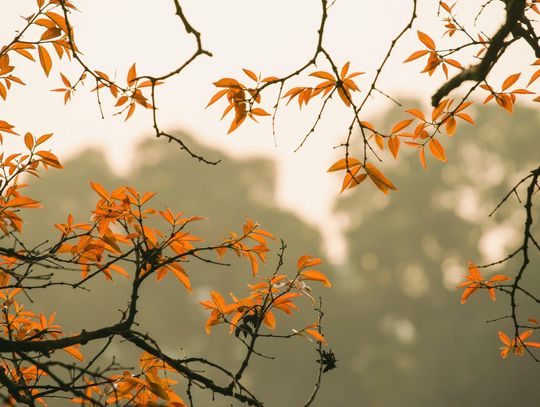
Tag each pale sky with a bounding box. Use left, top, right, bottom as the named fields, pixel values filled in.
left=0, top=1, right=531, bottom=261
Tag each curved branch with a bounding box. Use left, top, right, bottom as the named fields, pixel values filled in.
left=432, top=0, right=525, bottom=105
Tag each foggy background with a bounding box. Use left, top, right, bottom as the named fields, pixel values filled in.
left=23, top=103, right=540, bottom=406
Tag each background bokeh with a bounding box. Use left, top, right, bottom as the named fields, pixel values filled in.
left=23, top=103, right=540, bottom=406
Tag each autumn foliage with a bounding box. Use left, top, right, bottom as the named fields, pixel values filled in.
left=1, top=0, right=540, bottom=405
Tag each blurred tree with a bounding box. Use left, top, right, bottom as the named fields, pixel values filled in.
left=329, top=103, right=540, bottom=406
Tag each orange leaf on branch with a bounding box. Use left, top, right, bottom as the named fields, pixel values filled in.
left=498, top=330, right=540, bottom=359
left=458, top=261, right=510, bottom=304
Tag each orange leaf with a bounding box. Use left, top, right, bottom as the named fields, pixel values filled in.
left=365, top=163, right=398, bottom=194
left=419, top=147, right=427, bottom=170
left=248, top=252, right=259, bottom=276
left=527, top=69, right=540, bottom=86
left=460, top=286, right=479, bottom=304
left=405, top=108, right=425, bottom=121
left=140, top=191, right=156, bottom=204
left=519, top=330, right=533, bottom=341
left=456, top=113, right=474, bottom=124
left=403, top=50, right=429, bottom=63
left=263, top=310, right=276, bottom=329
left=428, top=138, right=446, bottom=161
left=300, top=270, right=332, bottom=287
left=525, top=341, right=540, bottom=348
left=108, top=264, right=129, bottom=278
left=206, top=89, right=228, bottom=107
left=445, top=59, right=462, bottom=69
left=59, top=72, right=71, bottom=88
left=304, top=256, right=323, bottom=268
left=36, top=133, right=53, bottom=145
left=455, top=101, right=473, bottom=113
left=488, top=274, right=511, bottom=283
left=498, top=331, right=512, bottom=347
left=13, top=48, right=35, bottom=61
left=374, top=134, right=384, bottom=150
left=95, top=70, right=110, bottom=81
left=310, top=71, right=335, bottom=81
left=388, top=136, right=400, bottom=159
left=327, top=157, right=361, bottom=172
left=125, top=103, right=136, bottom=121
left=24, top=133, right=34, bottom=150
left=127, top=63, right=137, bottom=85
left=41, top=27, right=61, bottom=41
left=0, top=82, right=7, bottom=101
left=89, top=181, right=109, bottom=200
left=38, top=45, right=52, bottom=77
left=346, top=173, right=367, bottom=192
left=214, top=78, right=242, bottom=88
left=340, top=166, right=361, bottom=193
left=251, top=108, right=270, bottom=116
left=337, top=87, right=351, bottom=107
left=63, top=345, right=84, bottom=361
left=3, top=196, right=41, bottom=209
left=242, top=68, right=258, bottom=81
left=511, top=88, right=534, bottom=95
left=417, top=31, right=436, bottom=50
left=36, top=150, right=63, bottom=168
left=445, top=117, right=457, bottom=136
left=45, top=11, right=69, bottom=34
left=227, top=111, right=246, bottom=134
left=297, top=254, right=315, bottom=270
left=115, top=96, right=129, bottom=107
left=432, top=99, right=449, bottom=121
left=147, top=379, right=170, bottom=400
left=360, top=121, right=376, bottom=131
left=501, top=73, right=520, bottom=91
left=168, top=263, right=192, bottom=292
left=440, top=1, right=452, bottom=12
left=338, top=62, right=349, bottom=78
left=305, top=329, right=327, bottom=345
left=390, top=119, right=413, bottom=134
